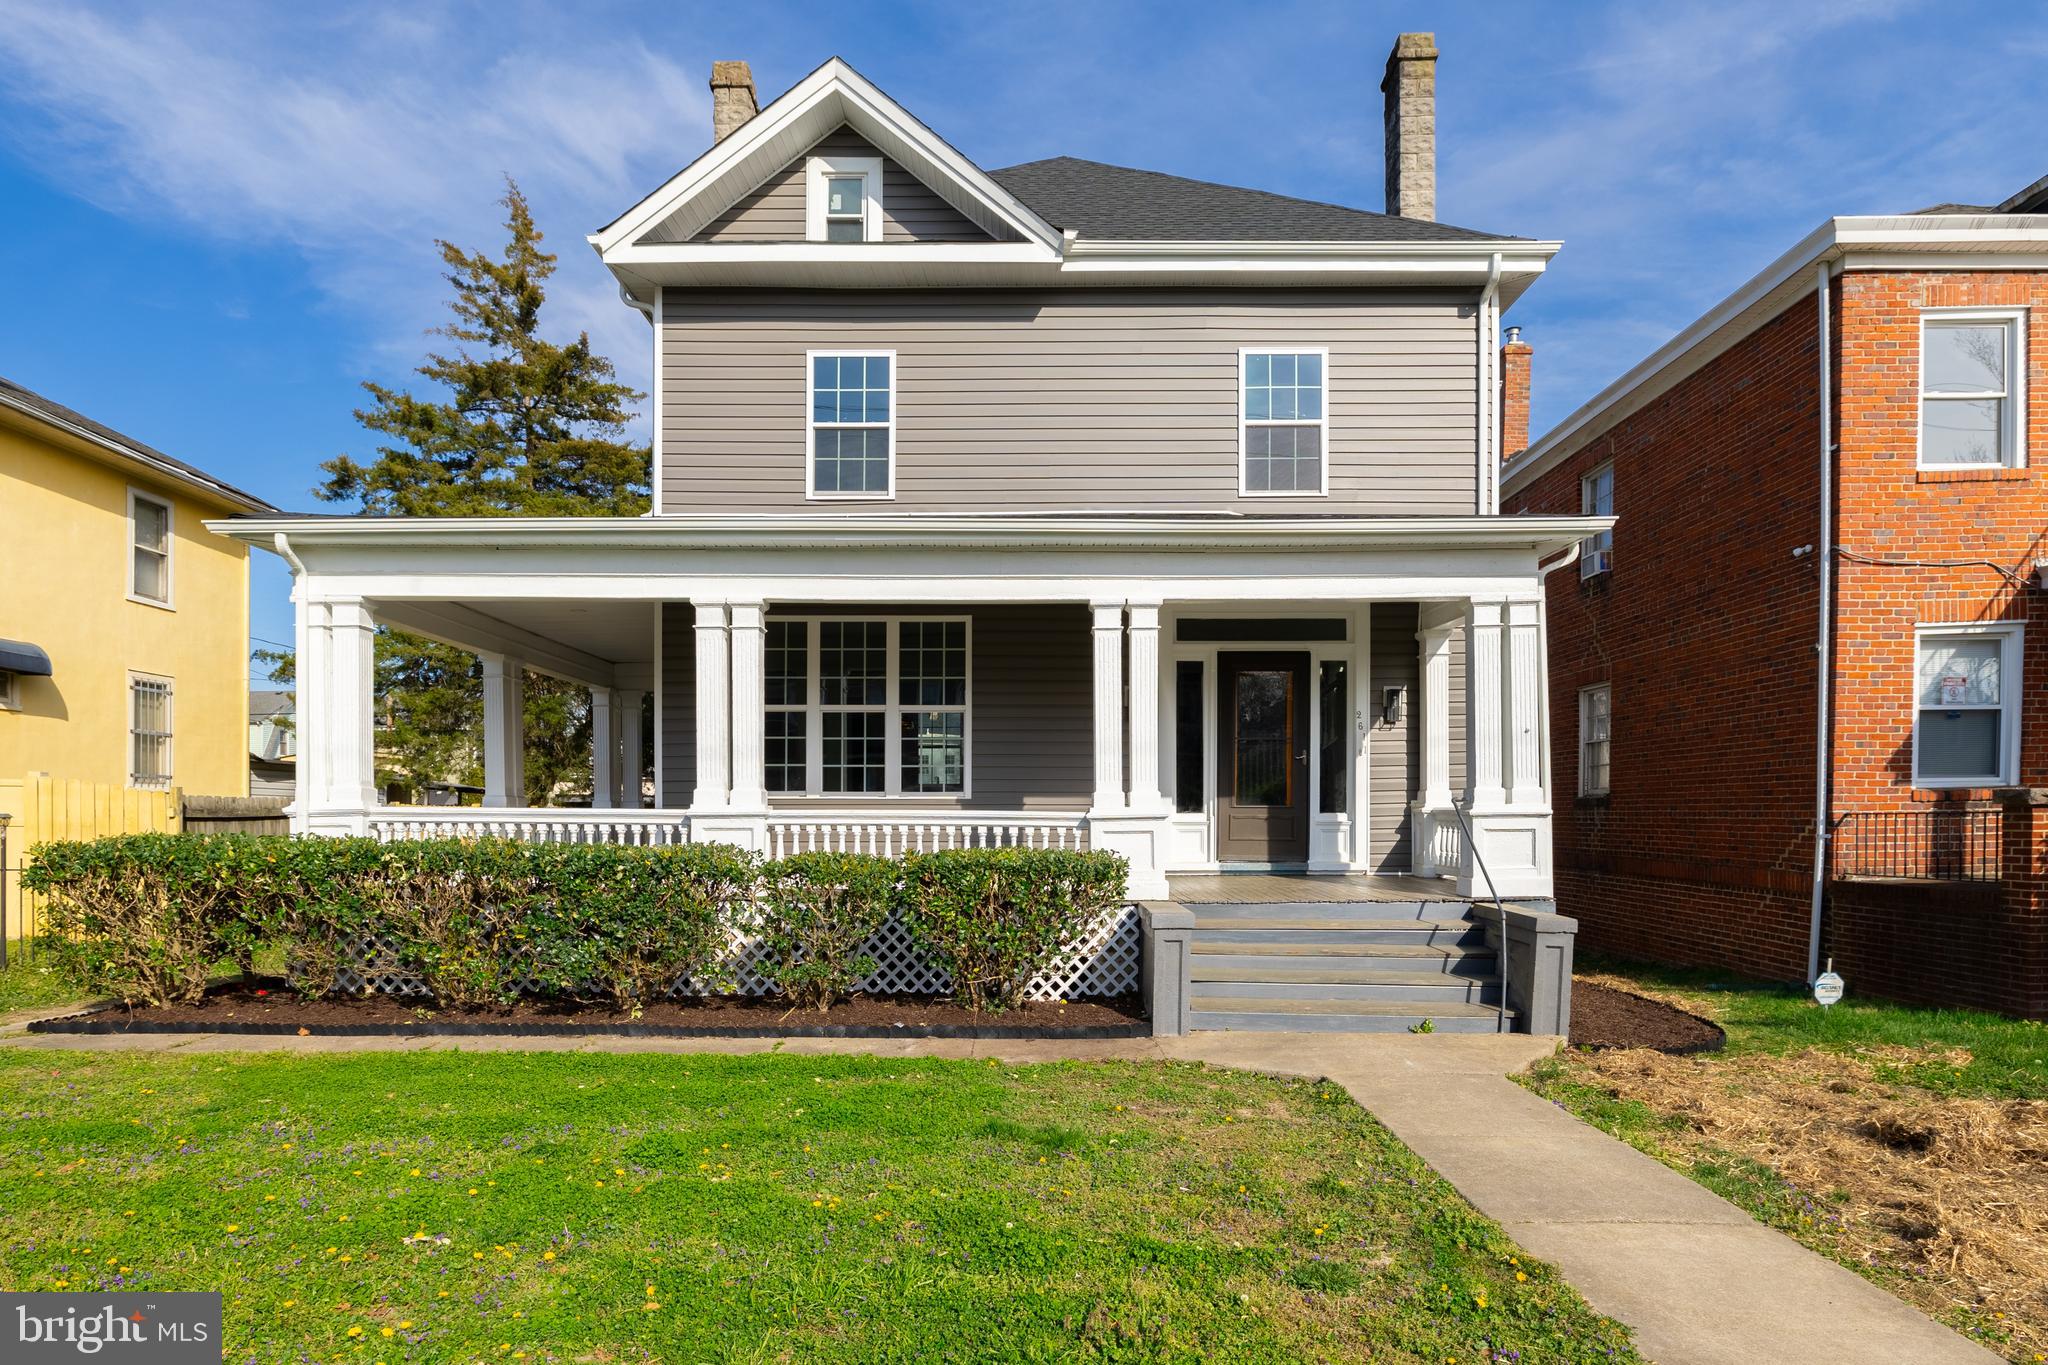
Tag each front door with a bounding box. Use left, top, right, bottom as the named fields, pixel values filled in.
left=1215, top=651, right=1311, bottom=863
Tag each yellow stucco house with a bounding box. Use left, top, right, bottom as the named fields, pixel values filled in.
left=0, top=375, right=274, bottom=808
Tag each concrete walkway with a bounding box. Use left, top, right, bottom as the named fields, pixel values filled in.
left=0, top=1023, right=2001, bottom=1364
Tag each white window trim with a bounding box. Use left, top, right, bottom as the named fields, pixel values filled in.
left=129, top=670, right=174, bottom=790
left=805, top=348, right=897, bottom=501
left=1912, top=622, right=2023, bottom=789
left=1917, top=307, right=2028, bottom=471
left=0, top=670, right=18, bottom=711
left=1237, top=346, right=1332, bottom=498
left=1580, top=462, right=1614, bottom=578
left=804, top=154, right=884, bottom=243
left=765, top=615, right=973, bottom=800
left=1578, top=683, right=1611, bottom=797
left=127, top=486, right=174, bottom=609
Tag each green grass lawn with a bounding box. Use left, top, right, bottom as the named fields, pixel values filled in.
left=0, top=943, right=88, bottom=1015
left=0, top=1048, right=1641, bottom=1364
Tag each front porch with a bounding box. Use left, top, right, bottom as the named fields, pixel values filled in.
left=230, top=512, right=1590, bottom=903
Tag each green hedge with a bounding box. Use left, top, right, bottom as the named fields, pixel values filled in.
left=21, top=834, right=1126, bottom=1014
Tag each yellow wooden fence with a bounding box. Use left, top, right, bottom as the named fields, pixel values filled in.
left=0, top=774, right=183, bottom=945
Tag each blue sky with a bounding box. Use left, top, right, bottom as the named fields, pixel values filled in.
left=1, top=0, right=2044, bottom=672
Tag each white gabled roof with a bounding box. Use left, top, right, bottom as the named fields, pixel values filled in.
left=592, top=57, right=1063, bottom=258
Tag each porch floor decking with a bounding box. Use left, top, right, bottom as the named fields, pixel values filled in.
left=1165, top=873, right=1466, bottom=904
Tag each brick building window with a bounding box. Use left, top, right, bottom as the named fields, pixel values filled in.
left=1920, top=311, right=2025, bottom=469
left=1578, top=683, right=1611, bottom=797
left=1914, top=626, right=2021, bottom=787
left=1580, top=463, right=1613, bottom=578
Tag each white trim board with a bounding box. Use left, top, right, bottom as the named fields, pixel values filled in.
left=1505, top=215, right=2048, bottom=497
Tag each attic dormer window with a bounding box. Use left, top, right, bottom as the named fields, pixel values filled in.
left=806, top=155, right=883, bottom=243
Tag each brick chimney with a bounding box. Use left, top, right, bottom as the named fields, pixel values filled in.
left=1500, top=325, right=1532, bottom=460
left=1381, top=33, right=1438, bottom=220
left=710, top=61, right=758, bottom=143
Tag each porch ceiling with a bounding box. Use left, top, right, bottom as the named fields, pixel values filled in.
left=374, top=598, right=657, bottom=686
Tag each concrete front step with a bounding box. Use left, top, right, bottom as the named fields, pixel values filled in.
left=1195, top=920, right=1487, bottom=947
left=1188, top=900, right=1474, bottom=924
left=1190, top=942, right=1495, bottom=975
left=1188, top=997, right=1510, bottom=1034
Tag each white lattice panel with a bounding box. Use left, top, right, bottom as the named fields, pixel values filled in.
left=326, top=903, right=1142, bottom=1003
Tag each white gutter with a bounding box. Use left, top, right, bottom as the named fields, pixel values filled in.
left=271, top=532, right=305, bottom=575
left=1808, top=263, right=1835, bottom=985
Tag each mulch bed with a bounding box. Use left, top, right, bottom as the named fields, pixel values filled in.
left=1569, top=979, right=1725, bottom=1054
left=28, top=980, right=1149, bottom=1040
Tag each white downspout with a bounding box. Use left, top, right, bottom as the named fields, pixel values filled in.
left=1807, top=262, right=1835, bottom=984
left=1478, top=253, right=1503, bottom=513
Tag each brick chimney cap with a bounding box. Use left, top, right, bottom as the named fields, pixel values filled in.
left=710, top=60, right=754, bottom=88
left=1382, top=32, right=1439, bottom=86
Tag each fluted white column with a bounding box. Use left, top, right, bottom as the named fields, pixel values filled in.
left=325, top=597, right=380, bottom=810
left=691, top=603, right=730, bottom=810
left=591, top=688, right=617, bottom=807
left=1090, top=604, right=1125, bottom=812
left=481, top=653, right=525, bottom=808
left=1506, top=597, right=1545, bottom=807
left=1463, top=600, right=1506, bottom=809
left=727, top=602, right=767, bottom=811
left=1126, top=604, right=1167, bottom=812
left=620, top=690, right=647, bottom=808
left=1418, top=621, right=1456, bottom=811
left=296, top=592, right=328, bottom=818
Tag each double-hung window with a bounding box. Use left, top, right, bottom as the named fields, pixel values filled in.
left=763, top=618, right=970, bottom=796
left=1581, top=463, right=1614, bottom=578
left=1240, top=349, right=1328, bottom=495
left=130, top=673, right=173, bottom=788
left=1920, top=310, right=2026, bottom=468
left=1579, top=683, right=1611, bottom=797
left=1914, top=626, right=2021, bottom=787
left=809, top=351, right=894, bottom=498
left=129, top=489, right=172, bottom=606
left=806, top=154, right=882, bottom=243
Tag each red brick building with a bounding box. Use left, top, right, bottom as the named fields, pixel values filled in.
left=1502, top=180, right=2048, bottom=1017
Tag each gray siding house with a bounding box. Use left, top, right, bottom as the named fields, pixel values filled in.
left=215, top=45, right=1597, bottom=926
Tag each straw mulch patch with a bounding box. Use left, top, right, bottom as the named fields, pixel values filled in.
left=1555, top=1037, right=2048, bottom=1361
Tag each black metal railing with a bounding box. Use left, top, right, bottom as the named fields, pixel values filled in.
left=1832, top=808, right=2002, bottom=882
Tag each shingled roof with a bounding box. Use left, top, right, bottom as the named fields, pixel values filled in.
left=0, top=375, right=275, bottom=513
left=987, top=156, right=1516, bottom=244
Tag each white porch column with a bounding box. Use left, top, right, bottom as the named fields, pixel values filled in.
left=1087, top=602, right=1168, bottom=900
left=1125, top=603, right=1168, bottom=813
left=481, top=653, right=526, bottom=808
left=1506, top=597, right=1545, bottom=807
left=726, top=602, right=767, bottom=811
left=690, top=603, right=730, bottom=809
left=1410, top=611, right=1459, bottom=876
left=1464, top=600, right=1506, bottom=809
left=293, top=591, right=327, bottom=830
left=619, top=690, right=647, bottom=808
left=1457, top=594, right=1553, bottom=899
left=591, top=688, right=618, bottom=808
left=1089, top=604, right=1125, bottom=811
left=325, top=598, right=380, bottom=813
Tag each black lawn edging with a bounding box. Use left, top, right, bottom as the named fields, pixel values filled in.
left=25, top=1006, right=1150, bottom=1042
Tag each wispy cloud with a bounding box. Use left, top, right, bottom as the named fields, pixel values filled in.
left=0, top=1, right=705, bottom=406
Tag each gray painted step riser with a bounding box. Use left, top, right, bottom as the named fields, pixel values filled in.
left=1189, top=952, right=1496, bottom=976
left=1190, top=980, right=1500, bottom=1004
left=1189, top=902, right=1474, bottom=923
left=1195, top=926, right=1487, bottom=947
left=1189, top=1011, right=1507, bottom=1034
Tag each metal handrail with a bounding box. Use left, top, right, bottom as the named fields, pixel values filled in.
left=1449, top=804, right=1512, bottom=1034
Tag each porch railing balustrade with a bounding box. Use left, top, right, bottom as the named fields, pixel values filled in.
left=369, top=808, right=691, bottom=845
left=766, top=813, right=1088, bottom=857
left=1831, top=808, right=2002, bottom=883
